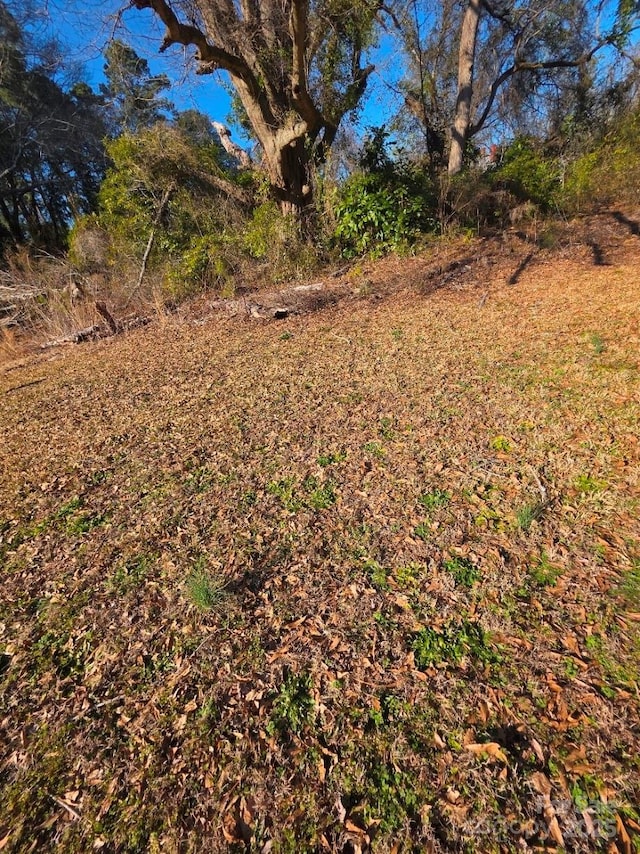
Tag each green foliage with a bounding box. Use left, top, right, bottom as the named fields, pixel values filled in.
left=365, top=558, right=389, bottom=591
left=490, top=435, right=512, bottom=452
left=32, top=628, right=90, bottom=681
left=617, top=559, right=640, bottom=608
left=363, top=440, right=385, bottom=458
left=563, top=106, right=640, bottom=210
left=93, top=124, right=245, bottom=295
left=267, top=477, right=302, bottom=512
left=412, top=620, right=497, bottom=668
left=491, top=137, right=561, bottom=210
left=303, top=476, right=337, bottom=509
left=418, top=489, right=450, bottom=511
left=574, top=473, right=606, bottom=493
left=110, top=554, right=155, bottom=594
left=443, top=556, right=480, bottom=587
left=243, top=202, right=287, bottom=259
left=528, top=552, right=562, bottom=587
left=361, top=761, right=420, bottom=832
left=516, top=500, right=547, bottom=531
left=185, top=568, right=227, bottom=611
left=268, top=670, right=315, bottom=737
left=317, top=450, right=347, bottom=467
left=414, top=522, right=431, bottom=541
left=332, top=128, right=437, bottom=257
left=242, top=201, right=318, bottom=281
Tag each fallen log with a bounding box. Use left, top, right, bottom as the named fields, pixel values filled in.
left=40, top=325, right=101, bottom=349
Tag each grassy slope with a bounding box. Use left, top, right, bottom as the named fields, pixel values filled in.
left=1, top=230, right=639, bottom=853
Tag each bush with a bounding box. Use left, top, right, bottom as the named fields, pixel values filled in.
left=331, top=127, right=438, bottom=257
left=94, top=124, right=248, bottom=297
left=491, top=137, right=562, bottom=210
left=333, top=173, right=437, bottom=257
left=563, top=106, right=640, bottom=210
left=242, top=201, right=318, bottom=282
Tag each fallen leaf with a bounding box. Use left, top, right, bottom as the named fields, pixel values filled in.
left=466, top=742, right=508, bottom=763
left=616, top=814, right=631, bottom=854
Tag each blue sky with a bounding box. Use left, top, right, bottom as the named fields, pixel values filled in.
left=27, top=0, right=402, bottom=144
left=20, top=0, right=638, bottom=151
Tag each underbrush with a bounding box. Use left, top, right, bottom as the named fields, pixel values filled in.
left=3, top=104, right=640, bottom=355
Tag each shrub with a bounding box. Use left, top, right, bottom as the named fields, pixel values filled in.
left=331, top=128, right=438, bottom=257
left=563, top=106, right=640, bottom=210
left=491, top=137, right=562, bottom=210
left=242, top=201, right=319, bottom=282
left=93, top=125, right=248, bottom=298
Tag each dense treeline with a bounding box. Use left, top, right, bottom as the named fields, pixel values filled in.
left=1, top=0, right=639, bottom=323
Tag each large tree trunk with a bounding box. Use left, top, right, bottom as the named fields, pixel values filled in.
left=448, top=0, right=481, bottom=175
left=131, top=0, right=375, bottom=230
left=272, top=139, right=313, bottom=222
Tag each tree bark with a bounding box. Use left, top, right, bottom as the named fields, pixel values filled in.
left=211, top=122, right=253, bottom=169
left=448, top=0, right=481, bottom=175
left=131, top=0, right=375, bottom=226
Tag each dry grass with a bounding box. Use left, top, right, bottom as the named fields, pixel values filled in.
left=1, top=214, right=639, bottom=853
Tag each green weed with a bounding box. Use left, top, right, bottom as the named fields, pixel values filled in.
left=185, top=568, right=227, bottom=611
left=32, top=628, right=92, bottom=680
left=110, top=554, right=155, bottom=594
left=393, top=562, right=424, bottom=589
left=268, top=670, right=315, bottom=737
left=363, top=441, right=385, bottom=458
left=65, top=511, right=106, bottom=535
left=267, top=477, right=302, bottom=512
left=585, top=633, right=638, bottom=692
left=528, top=552, right=562, bottom=587
left=317, top=450, right=346, bottom=467
left=54, top=496, right=83, bottom=520
left=378, top=417, right=395, bottom=440
left=412, top=620, right=497, bottom=669
left=443, top=556, right=480, bottom=587
left=490, top=435, right=512, bottom=452
left=365, top=559, right=389, bottom=591
left=418, top=489, right=450, bottom=511
left=362, top=761, right=420, bottom=832
left=517, top=500, right=547, bottom=532
left=574, top=473, right=607, bottom=493
left=590, top=333, right=607, bottom=354
left=617, top=559, right=640, bottom=608
left=367, top=692, right=405, bottom=730
left=184, top=466, right=215, bottom=494
left=564, top=658, right=580, bottom=678
left=303, top=476, right=336, bottom=510
left=414, top=522, right=430, bottom=541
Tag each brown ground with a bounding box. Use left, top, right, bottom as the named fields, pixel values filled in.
left=1, top=211, right=639, bottom=853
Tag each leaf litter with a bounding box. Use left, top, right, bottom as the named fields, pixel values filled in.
left=1, top=217, right=640, bottom=852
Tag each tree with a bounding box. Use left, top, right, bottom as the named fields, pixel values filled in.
left=0, top=1, right=108, bottom=250
left=395, top=0, right=458, bottom=170
left=129, top=0, right=382, bottom=223
left=101, top=39, right=173, bottom=133
left=396, top=0, right=639, bottom=175
left=446, top=0, right=640, bottom=174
